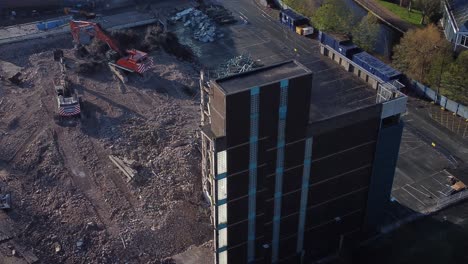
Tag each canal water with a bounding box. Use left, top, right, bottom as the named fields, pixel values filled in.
left=343, top=0, right=403, bottom=59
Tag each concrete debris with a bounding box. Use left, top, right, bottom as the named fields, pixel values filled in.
left=108, top=64, right=128, bottom=84
left=0, top=193, right=11, bottom=209
left=120, top=234, right=127, bottom=249
left=109, top=155, right=137, bottom=182
left=76, top=239, right=84, bottom=249
left=0, top=28, right=210, bottom=263
left=173, top=8, right=195, bottom=20
left=172, top=8, right=218, bottom=43
left=0, top=231, right=13, bottom=243
left=171, top=241, right=213, bottom=264
left=53, top=242, right=61, bottom=253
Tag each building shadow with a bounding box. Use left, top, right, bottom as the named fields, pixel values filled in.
left=335, top=200, right=468, bottom=264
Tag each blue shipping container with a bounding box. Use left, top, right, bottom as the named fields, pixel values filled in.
left=337, top=43, right=360, bottom=58
left=319, top=32, right=357, bottom=57
left=352, top=52, right=401, bottom=82
left=279, top=9, right=309, bottom=31
left=37, top=18, right=68, bottom=30
left=320, top=32, right=338, bottom=50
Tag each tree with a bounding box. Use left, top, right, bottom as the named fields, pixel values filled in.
left=282, top=0, right=315, bottom=17
left=311, top=0, right=358, bottom=34
left=392, top=24, right=452, bottom=85
left=352, top=13, right=380, bottom=52
left=439, top=51, right=468, bottom=104
left=413, top=0, right=441, bottom=24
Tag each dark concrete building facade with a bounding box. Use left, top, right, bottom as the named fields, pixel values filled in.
left=200, top=60, right=407, bottom=264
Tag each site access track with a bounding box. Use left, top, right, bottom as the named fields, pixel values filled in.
left=352, top=0, right=417, bottom=33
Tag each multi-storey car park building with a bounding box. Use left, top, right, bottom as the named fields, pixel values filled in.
left=200, top=60, right=407, bottom=264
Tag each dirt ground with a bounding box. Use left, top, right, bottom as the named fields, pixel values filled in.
left=0, top=31, right=212, bottom=263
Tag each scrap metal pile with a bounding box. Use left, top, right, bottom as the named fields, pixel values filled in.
left=211, top=54, right=262, bottom=79
left=171, top=6, right=236, bottom=43
left=172, top=8, right=218, bottom=43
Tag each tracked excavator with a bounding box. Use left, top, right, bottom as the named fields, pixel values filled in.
left=69, top=20, right=154, bottom=75
left=53, top=49, right=83, bottom=120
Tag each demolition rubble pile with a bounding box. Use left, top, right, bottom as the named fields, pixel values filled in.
left=0, top=36, right=211, bottom=263
left=171, top=8, right=219, bottom=43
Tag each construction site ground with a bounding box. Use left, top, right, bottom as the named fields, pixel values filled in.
left=0, top=20, right=213, bottom=264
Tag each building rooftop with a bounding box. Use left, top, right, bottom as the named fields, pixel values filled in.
left=213, top=58, right=381, bottom=123
left=214, top=60, right=311, bottom=95
left=305, top=59, right=378, bottom=122
left=446, top=0, right=468, bottom=32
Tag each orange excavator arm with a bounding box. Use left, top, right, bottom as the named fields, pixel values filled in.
left=69, top=20, right=154, bottom=74
left=69, top=20, right=123, bottom=56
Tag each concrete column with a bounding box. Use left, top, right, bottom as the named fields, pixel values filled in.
left=353, top=67, right=360, bottom=77
left=359, top=72, right=367, bottom=81
left=369, top=78, right=379, bottom=89
left=342, top=60, right=350, bottom=71
left=320, top=45, right=325, bottom=55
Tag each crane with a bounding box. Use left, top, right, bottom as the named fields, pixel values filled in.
left=69, top=20, right=154, bottom=74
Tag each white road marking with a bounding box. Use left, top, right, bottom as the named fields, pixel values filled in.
left=398, top=145, right=423, bottom=155
left=420, top=184, right=438, bottom=198
left=406, top=184, right=431, bottom=197
left=402, top=186, right=427, bottom=206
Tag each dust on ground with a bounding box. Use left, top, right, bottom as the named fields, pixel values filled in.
left=0, top=26, right=211, bottom=263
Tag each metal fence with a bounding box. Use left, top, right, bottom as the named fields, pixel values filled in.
left=412, top=80, right=468, bottom=119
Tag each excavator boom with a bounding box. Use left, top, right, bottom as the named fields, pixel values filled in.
left=70, top=20, right=122, bottom=55
left=69, top=20, right=153, bottom=74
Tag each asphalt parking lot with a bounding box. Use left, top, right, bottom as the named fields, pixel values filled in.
left=393, top=126, right=455, bottom=213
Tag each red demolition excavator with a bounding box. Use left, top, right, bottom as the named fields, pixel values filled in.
left=69, top=20, right=154, bottom=75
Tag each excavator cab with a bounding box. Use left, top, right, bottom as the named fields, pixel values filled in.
left=116, top=49, right=154, bottom=74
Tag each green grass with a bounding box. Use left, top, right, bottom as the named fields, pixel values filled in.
left=376, top=0, right=423, bottom=26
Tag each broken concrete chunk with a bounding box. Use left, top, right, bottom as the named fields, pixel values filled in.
left=172, top=8, right=194, bottom=21
left=109, top=155, right=137, bottom=182
left=53, top=242, right=61, bottom=253
left=76, top=239, right=84, bottom=248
